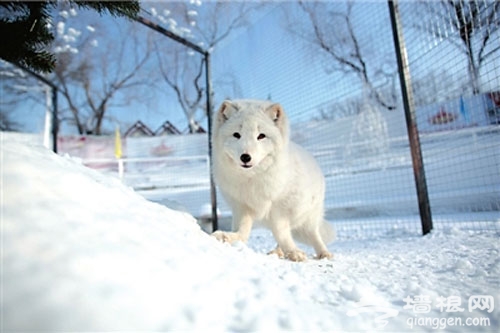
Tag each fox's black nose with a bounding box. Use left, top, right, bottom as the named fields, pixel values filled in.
left=240, top=153, right=252, bottom=164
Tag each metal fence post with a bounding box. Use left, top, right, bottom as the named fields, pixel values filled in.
left=134, top=15, right=219, bottom=231
left=205, top=52, right=219, bottom=231
left=51, top=87, right=58, bottom=153
left=388, top=0, right=433, bottom=235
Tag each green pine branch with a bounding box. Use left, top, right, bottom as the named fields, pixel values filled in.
left=0, top=1, right=140, bottom=74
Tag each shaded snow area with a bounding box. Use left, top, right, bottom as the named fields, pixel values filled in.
left=1, top=136, right=499, bottom=332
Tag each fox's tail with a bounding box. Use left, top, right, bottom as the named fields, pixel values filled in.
left=320, top=220, right=336, bottom=244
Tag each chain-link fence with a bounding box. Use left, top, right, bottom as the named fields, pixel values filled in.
left=211, top=1, right=500, bottom=237
left=396, top=0, right=500, bottom=232
left=2, top=1, right=498, bottom=238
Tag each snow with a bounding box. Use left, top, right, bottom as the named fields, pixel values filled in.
left=67, top=27, right=81, bottom=38
left=62, top=34, right=76, bottom=43
left=1, top=133, right=499, bottom=331
left=59, top=10, right=69, bottom=19
left=54, top=45, right=78, bottom=54
left=168, top=18, right=177, bottom=28
left=56, top=21, right=65, bottom=36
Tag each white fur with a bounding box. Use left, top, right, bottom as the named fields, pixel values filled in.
left=211, top=100, right=334, bottom=261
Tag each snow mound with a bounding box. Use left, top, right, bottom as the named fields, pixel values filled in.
left=0, top=137, right=328, bottom=331
left=1, top=135, right=499, bottom=331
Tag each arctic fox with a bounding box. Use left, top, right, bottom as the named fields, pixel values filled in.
left=211, top=100, right=334, bottom=261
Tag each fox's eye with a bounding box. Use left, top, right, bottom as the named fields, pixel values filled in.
left=257, top=133, right=266, bottom=140
left=233, top=132, right=241, bottom=139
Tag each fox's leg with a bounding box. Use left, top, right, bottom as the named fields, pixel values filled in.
left=293, top=223, right=333, bottom=260
left=270, top=219, right=307, bottom=262
left=212, top=212, right=253, bottom=244
left=309, top=229, right=333, bottom=260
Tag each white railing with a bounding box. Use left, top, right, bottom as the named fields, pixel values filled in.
left=83, top=155, right=211, bottom=190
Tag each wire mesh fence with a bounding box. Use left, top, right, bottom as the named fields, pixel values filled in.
left=211, top=0, right=500, bottom=237
left=2, top=1, right=498, bottom=239
left=396, top=0, right=500, bottom=231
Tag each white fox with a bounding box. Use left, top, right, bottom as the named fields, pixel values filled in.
left=211, top=100, right=334, bottom=261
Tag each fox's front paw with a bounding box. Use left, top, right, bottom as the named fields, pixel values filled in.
left=212, top=231, right=242, bottom=244
left=316, top=251, right=333, bottom=260
left=267, top=246, right=285, bottom=258
left=284, top=249, right=307, bottom=262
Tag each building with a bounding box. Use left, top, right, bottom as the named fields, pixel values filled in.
left=154, top=121, right=182, bottom=136
left=124, top=121, right=154, bottom=137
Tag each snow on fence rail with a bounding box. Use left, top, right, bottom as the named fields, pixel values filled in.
left=83, top=155, right=210, bottom=190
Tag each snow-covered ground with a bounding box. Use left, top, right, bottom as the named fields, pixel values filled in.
left=1, top=133, right=499, bottom=331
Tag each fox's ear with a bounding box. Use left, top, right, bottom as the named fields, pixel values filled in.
left=216, top=100, right=239, bottom=124
left=265, top=103, right=284, bottom=124
left=265, top=103, right=289, bottom=138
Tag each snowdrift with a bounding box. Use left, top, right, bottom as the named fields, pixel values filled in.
left=1, top=134, right=499, bottom=331
left=1, top=136, right=315, bottom=331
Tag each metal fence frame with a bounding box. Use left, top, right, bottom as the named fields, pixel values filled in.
left=20, top=1, right=496, bottom=235
left=134, top=1, right=499, bottom=235
left=133, top=15, right=219, bottom=231
left=388, top=0, right=433, bottom=235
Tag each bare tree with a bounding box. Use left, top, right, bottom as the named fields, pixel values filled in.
left=53, top=21, right=155, bottom=135
left=287, top=1, right=397, bottom=111
left=150, top=1, right=261, bottom=133
left=154, top=44, right=205, bottom=133
left=50, top=10, right=156, bottom=135
left=415, top=0, right=500, bottom=95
